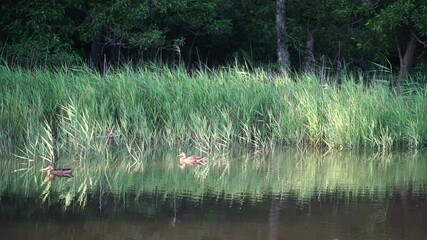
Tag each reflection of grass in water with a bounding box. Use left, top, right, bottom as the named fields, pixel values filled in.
left=3, top=146, right=427, bottom=208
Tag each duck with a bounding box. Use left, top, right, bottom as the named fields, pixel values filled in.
left=48, top=163, right=73, bottom=180
left=178, top=152, right=206, bottom=169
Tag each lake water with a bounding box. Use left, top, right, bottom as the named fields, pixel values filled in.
left=0, top=148, right=426, bottom=239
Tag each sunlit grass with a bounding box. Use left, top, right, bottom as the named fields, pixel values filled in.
left=1, top=65, right=427, bottom=151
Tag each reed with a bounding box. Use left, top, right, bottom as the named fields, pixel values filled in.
left=1, top=65, right=427, bottom=151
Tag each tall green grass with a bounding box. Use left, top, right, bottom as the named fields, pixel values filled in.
left=1, top=64, right=426, bottom=151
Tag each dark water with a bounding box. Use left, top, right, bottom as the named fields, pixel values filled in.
left=1, top=192, right=426, bottom=240
left=1, top=149, right=426, bottom=239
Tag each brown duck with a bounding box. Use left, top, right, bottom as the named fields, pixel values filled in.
left=48, top=163, right=73, bottom=180
left=178, top=152, right=206, bottom=169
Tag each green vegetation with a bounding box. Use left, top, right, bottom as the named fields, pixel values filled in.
left=1, top=0, right=426, bottom=80
left=1, top=65, right=427, bottom=151
left=2, top=1, right=427, bottom=226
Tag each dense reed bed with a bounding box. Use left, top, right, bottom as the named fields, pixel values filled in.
left=1, top=64, right=427, bottom=152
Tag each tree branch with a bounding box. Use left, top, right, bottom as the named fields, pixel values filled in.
left=411, top=31, right=427, bottom=48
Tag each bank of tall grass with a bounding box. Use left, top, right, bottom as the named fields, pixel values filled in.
left=1, top=64, right=427, bottom=152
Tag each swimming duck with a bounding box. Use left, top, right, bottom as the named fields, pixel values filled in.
left=178, top=152, right=206, bottom=169
left=48, top=163, right=73, bottom=180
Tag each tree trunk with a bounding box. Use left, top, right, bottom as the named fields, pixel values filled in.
left=302, top=23, right=315, bottom=73
left=276, top=0, right=290, bottom=71
left=397, top=33, right=418, bottom=84
left=89, top=33, right=103, bottom=71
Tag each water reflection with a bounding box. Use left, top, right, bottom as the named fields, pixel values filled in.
left=1, top=191, right=426, bottom=240
left=0, top=148, right=426, bottom=239
left=2, top=148, right=427, bottom=204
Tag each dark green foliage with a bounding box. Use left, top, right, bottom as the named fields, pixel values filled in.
left=0, top=0, right=234, bottom=68
left=0, top=1, right=82, bottom=67
left=350, top=0, right=427, bottom=70
left=0, top=0, right=426, bottom=73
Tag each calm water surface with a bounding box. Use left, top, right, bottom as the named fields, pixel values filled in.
left=0, top=148, right=426, bottom=240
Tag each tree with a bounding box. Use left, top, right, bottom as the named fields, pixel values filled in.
left=286, top=0, right=365, bottom=72
left=0, top=0, right=233, bottom=69
left=78, top=0, right=233, bottom=70
left=362, top=0, right=427, bottom=84
left=276, top=0, right=290, bottom=70
left=1, top=0, right=426, bottom=75
left=0, top=0, right=83, bottom=67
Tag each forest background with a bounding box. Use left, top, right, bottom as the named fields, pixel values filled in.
left=1, top=0, right=426, bottom=82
